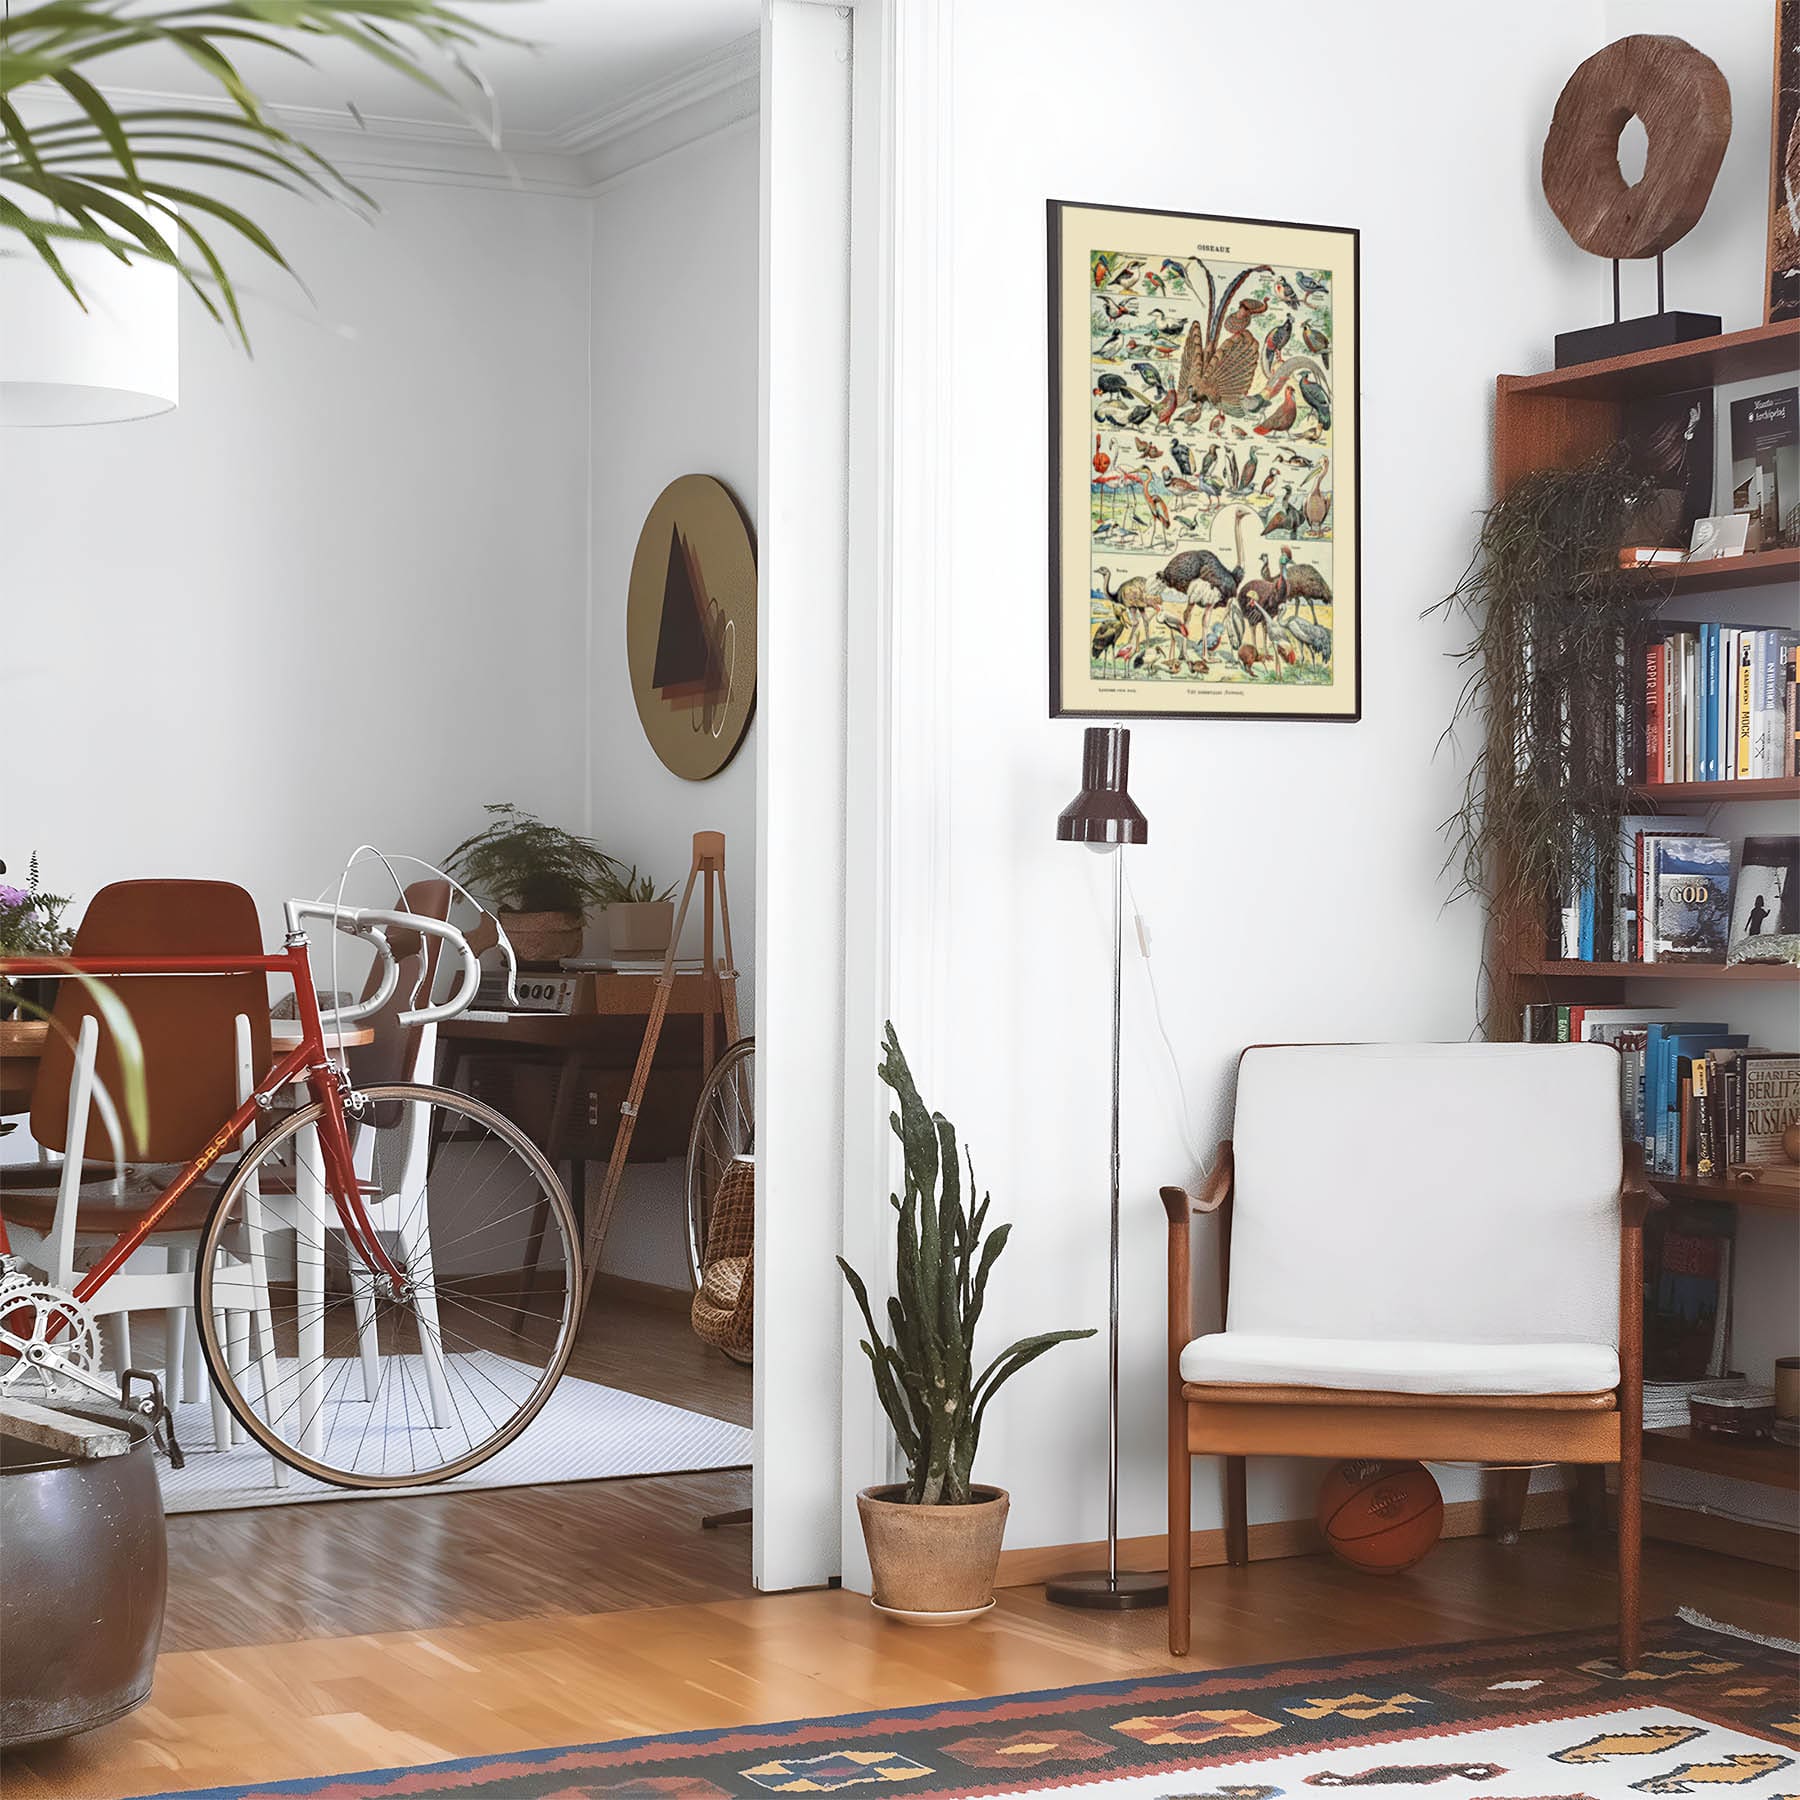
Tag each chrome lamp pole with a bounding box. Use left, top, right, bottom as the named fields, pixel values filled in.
left=1045, top=725, right=1166, bottom=1611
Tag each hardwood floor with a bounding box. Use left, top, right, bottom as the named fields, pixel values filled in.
left=8, top=1297, right=1797, bottom=1799
left=7, top=1532, right=1795, bottom=1800
left=161, top=1285, right=754, bottom=1652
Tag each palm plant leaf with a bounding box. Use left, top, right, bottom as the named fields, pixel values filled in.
left=0, top=0, right=520, bottom=347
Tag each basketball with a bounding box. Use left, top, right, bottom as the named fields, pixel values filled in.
left=1315, top=1460, right=1443, bottom=1574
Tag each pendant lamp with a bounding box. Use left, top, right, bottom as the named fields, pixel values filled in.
left=0, top=215, right=178, bottom=426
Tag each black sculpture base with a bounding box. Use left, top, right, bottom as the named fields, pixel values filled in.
left=1044, top=1568, right=1169, bottom=1610
left=1554, top=311, right=1722, bottom=368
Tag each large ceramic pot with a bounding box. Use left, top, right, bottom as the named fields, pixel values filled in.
left=499, top=909, right=585, bottom=969
left=856, top=1484, right=1008, bottom=1625
left=0, top=1405, right=167, bottom=1746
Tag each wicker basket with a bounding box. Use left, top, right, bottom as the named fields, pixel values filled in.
left=690, top=1156, right=754, bottom=1363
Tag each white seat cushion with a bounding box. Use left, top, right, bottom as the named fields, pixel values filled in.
left=1180, top=1332, right=1619, bottom=1396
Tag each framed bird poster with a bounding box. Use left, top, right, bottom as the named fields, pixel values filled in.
left=1048, top=200, right=1360, bottom=721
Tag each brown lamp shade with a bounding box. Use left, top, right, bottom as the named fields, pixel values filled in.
left=1056, top=726, right=1148, bottom=846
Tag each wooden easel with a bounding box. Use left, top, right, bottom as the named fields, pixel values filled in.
left=580, top=831, right=740, bottom=1312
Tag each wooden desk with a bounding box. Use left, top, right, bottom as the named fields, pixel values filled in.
left=437, top=973, right=734, bottom=1258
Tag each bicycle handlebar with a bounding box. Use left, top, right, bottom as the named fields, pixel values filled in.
left=282, top=900, right=506, bottom=1028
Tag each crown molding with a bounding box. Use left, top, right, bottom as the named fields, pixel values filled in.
left=554, top=31, right=759, bottom=158
left=15, top=32, right=763, bottom=196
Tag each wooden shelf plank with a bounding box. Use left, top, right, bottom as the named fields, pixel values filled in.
left=1629, top=776, right=1800, bottom=804
left=1643, top=1425, right=1800, bottom=1491
left=1624, top=546, right=1800, bottom=595
left=1512, top=959, right=1800, bottom=982
left=1501, top=320, right=1800, bottom=401
left=1648, top=1174, right=1800, bottom=1215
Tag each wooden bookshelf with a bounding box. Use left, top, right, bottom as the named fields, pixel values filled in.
left=1649, top=1174, right=1800, bottom=1214
left=1512, top=959, right=1800, bottom=983
left=1495, top=320, right=1800, bottom=490
left=1491, top=327, right=1800, bottom=1560
left=1627, top=545, right=1800, bottom=595
left=1643, top=1426, right=1800, bottom=1491
left=1501, top=318, right=1800, bottom=403
left=1628, top=775, right=1800, bottom=804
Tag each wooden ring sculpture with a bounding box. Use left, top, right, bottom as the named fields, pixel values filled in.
left=1541, top=34, right=1731, bottom=260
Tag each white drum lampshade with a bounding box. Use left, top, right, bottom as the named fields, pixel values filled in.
left=0, top=213, right=178, bottom=426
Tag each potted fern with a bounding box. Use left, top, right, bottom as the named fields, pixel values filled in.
left=445, top=805, right=618, bottom=968
left=838, top=1025, right=1094, bottom=1623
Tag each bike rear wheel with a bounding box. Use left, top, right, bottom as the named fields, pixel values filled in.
left=684, top=1037, right=755, bottom=1290
left=195, top=1082, right=580, bottom=1488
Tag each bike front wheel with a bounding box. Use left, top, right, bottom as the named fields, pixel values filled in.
left=195, top=1082, right=581, bottom=1488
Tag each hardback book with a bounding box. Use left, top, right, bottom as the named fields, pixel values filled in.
left=1643, top=1201, right=1736, bottom=1382
left=1739, top=1052, right=1800, bottom=1166
left=1646, top=836, right=1732, bottom=962
left=1730, top=387, right=1798, bottom=546
left=1728, top=835, right=1799, bottom=953
left=1623, top=387, right=1714, bottom=547
left=1616, top=814, right=1703, bottom=962
left=1749, top=630, right=1800, bottom=776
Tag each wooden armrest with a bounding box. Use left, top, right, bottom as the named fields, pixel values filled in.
left=1161, top=1141, right=1234, bottom=1222
left=1620, top=1140, right=1662, bottom=1229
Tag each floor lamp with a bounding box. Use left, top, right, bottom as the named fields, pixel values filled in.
left=1046, top=725, right=1167, bottom=1610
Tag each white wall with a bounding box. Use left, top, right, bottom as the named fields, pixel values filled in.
left=585, top=119, right=763, bottom=1285
left=873, top=0, right=1665, bottom=1557
left=2, top=177, right=592, bottom=923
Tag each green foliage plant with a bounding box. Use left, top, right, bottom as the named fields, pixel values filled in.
left=837, top=1024, right=1094, bottom=1506
left=1427, top=447, right=1666, bottom=1034
left=445, top=805, right=618, bottom=915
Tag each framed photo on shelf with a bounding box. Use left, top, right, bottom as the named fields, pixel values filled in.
left=1048, top=200, right=1360, bottom=721
left=1769, top=0, right=1800, bottom=323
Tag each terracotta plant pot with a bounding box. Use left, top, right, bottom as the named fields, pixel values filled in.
left=499, top=909, right=585, bottom=969
left=605, top=900, right=675, bottom=959
left=856, top=1484, right=1008, bottom=1623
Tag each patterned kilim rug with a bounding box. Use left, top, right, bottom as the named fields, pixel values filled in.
left=134, top=1612, right=1797, bottom=1800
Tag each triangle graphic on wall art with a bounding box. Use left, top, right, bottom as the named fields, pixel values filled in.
left=652, top=525, right=722, bottom=705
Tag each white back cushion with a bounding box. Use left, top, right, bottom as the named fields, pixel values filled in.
left=1227, top=1044, right=1622, bottom=1348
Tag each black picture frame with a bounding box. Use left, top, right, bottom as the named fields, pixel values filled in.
left=1048, top=198, right=1362, bottom=723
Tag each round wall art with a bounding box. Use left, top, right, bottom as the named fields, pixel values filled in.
left=625, top=474, right=757, bottom=781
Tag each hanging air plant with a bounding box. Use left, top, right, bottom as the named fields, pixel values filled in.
left=1428, top=446, right=1666, bottom=1028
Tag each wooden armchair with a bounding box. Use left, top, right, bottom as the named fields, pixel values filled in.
left=1162, top=1043, right=1650, bottom=1668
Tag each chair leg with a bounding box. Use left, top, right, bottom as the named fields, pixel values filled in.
left=1224, top=1456, right=1249, bottom=1567
left=1571, top=1464, right=1608, bottom=1541
left=1168, top=1446, right=1191, bottom=1656
left=164, top=1244, right=191, bottom=1406
left=1617, top=1447, right=1642, bottom=1670
left=347, top=1246, right=381, bottom=1404
left=1488, top=1466, right=1531, bottom=1544
left=103, top=1311, right=133, bottom=1376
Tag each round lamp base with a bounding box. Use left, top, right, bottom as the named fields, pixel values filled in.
left=1043, top=1568, right=1169, bottom=1610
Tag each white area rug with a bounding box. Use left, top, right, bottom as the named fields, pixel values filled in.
left=155, top=1366, right=751, bottom=1513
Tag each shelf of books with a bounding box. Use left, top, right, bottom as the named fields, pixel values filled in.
left=1494, top=323, right=1800, bottom=1533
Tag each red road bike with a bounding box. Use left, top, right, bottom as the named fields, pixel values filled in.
left=0, top=901, right=581, bottom=1488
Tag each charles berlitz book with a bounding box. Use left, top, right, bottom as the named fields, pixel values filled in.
left=1739, top=1053, right=1800, bottom=1166
left=1646, top=836, right=1732, bottom=962
left=1730, top=387, right=1798, bottom=545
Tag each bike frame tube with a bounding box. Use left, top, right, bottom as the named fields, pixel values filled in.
left=0, top=941, right=406, bottom=1297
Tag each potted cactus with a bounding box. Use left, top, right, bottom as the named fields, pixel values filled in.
left=838, top=1025, right=1094, bottom=1624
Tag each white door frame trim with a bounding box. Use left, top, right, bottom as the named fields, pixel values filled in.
left=755, top=0, right=955, bottom=1593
